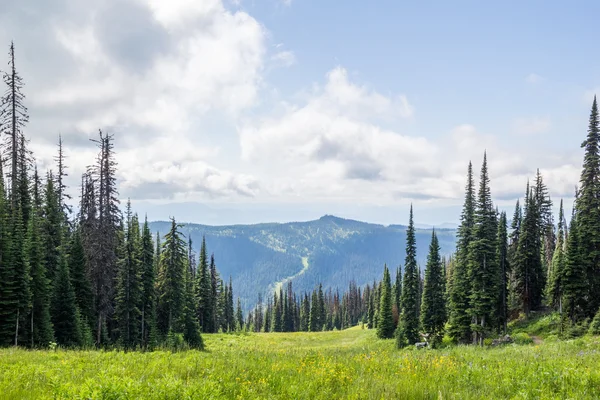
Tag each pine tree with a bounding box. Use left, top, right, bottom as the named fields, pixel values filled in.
left=468, top=152, right=499, bottom=345
left=448, top=162, right=476, bottom=343
left=51, top=251, right=81, bottom=347
left=420, top=230, right=446, bottom=345
left=397, top=205, right=420, bottom=347
left=577, top=96, right=600, bottom=316
left=156, top=218, right=186, bottom=335
left=376, top=264, right=394, bottom=338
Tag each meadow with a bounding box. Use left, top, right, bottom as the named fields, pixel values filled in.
left=1, top=325, right=600, bottom=399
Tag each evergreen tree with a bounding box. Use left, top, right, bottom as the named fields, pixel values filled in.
left=496, top=211, right=509, bottom=334
left=115, top=204, right=142, bottom=349
left=195, top=236, right=211, bottom=332
left=577, top=97, right=600, bottom=316
left=448, top=162, right=476, bottom=343
left=26, top=171, right=53, bottom=347
left=140, top=217, right=156, bottom=347
left=236, top=298, right=244, bottom=331
left=42, top=175, right=62, bottom=283
left=514, top=183, right=543, bottom=316
left=392, top=267, right=402, bottom=326
left=397, top=205, right=420, bottom=347
left=156, top=218, right=186, bottom=335
left=51, top=251, right=81, bottom=347
left=420, top=230, right=446, bottom=345
left=547, top=200, right=566, bottom=312
left=182, top=248, right=203, bottom=348
left=309, top=288, right=320, bottom=332
left=562, top=214, right=587, bottom=323
left=468, top=153, right=499, bottom=345
left=376, top=264, right=394, bottom=339
left=68, top=229, right=93, bottom=332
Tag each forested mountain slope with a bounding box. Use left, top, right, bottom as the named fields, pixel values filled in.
left=149, top=215, right=456, bottom=310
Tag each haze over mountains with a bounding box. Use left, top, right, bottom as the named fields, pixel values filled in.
left=148, top=215, right=457, bottom=311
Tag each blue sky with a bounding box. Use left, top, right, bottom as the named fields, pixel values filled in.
left=1, top=0, right=598, bottom=225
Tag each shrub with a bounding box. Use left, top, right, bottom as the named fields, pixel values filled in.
left=589, top=310, right=600, bottom=335
left=483, top=338, right=493, bottom=347
left=565, top=319, right=589, bottom=339
left=513, top=333, right=533, bottom=345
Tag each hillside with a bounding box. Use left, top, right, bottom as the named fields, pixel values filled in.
left=148, top=215, right=456, bottom=310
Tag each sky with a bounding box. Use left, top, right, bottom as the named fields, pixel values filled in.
left=0, top=0, right=598, bottom=226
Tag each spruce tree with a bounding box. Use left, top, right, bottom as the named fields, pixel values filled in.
left=376, top=264, right=394, bottom=338
left=577, top=96, right=600, bottom=316
left=562, top=214, right=587, bottom=323
left=514, top=183, right=543, bottom=316
left=156, top=218, right=186, bottom=335
left=468, top=152, right=499, bottom=345
left=547, top=200, right=566, bottom=312
left=68, top=229, right=93, bottom=331
left=448, top=162, right=476, bottom=343
left=420, top=230, right=446, bottom=345
left=236, top=298, right=244, bottom=331
left=26, top=171, right=53, bottom=347
left=195, top=236, right=209, bottom=331
left=182, top=249, right=203, bottom=348
left=392, top=267, right=402, bottom=325
left=397, top=205, right=420, bottom=347
left=51, top=251, right=81, bottom=347
left=115, top=205, right=142, bottom=349
left=496, top=211, right=509, bottom=334
left=140, top=217, right=156, bottom=347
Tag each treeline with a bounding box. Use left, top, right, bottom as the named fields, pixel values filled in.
left=366, top=97, right=600, bottom=347
left=0, top=43, right=238, bottom=349
left=245, top=280, right=377, bottom=332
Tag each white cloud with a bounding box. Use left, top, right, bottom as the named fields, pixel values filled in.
left=3, top=0, right=268, bottom=201
left=513, top=117, right=551, bottom=135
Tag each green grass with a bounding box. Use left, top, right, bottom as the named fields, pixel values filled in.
left=2, top=326, right=600, bottom=399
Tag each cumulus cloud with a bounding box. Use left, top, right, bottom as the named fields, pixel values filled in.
left=0, top=0, right=267, bottom=201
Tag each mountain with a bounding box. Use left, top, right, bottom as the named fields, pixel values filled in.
left=148, top=215, right=457, bottom=311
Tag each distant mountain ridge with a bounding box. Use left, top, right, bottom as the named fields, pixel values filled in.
left=148, top=215, right=457, bottom=311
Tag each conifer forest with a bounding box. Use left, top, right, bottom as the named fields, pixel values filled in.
left=3, top=34, right=600, bottom=398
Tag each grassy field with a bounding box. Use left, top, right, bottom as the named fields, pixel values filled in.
left=1, top=326, right=600, bottom=399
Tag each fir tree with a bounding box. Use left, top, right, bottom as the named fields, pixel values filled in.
left=68, top=229, right=93, bottom=332
left=562, top=214, right=587, bottom=323
left=468, top=153, right=499, bottom=345
left=236, top=298, right=244, bottom=331
left=448, top=162, right=476, bottom=343
left=547, top=200, right=566, bottom=311
left=140, top=217, right=156, bottom=347
left=182, top=247, right=203, bottom=349
left=420, top=230, right=446, bottom=345
left=51, top=251, right=81, bottom=347
left=397, top=205, right=420, bottom=347
left=496, top=211, right=509, bottom=334
left=376, top=264, right=394, bottom=339
left=26, top=171, right=53, bottom=347
left=156, top=218, right=186, bottom=335
left=195, top=236, right=210, bottom=332
left=577, top=97, right=600, bottom=316
left=115, top=204, right=142, bottom=349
